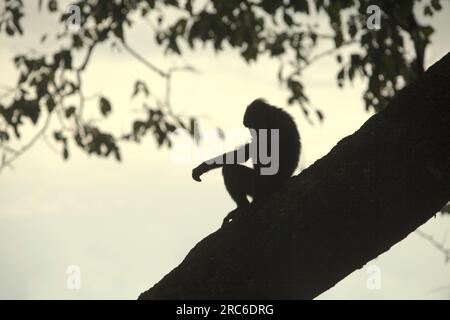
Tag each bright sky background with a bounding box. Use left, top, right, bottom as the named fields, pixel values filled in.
left=0, top=1, right=449, bottom=299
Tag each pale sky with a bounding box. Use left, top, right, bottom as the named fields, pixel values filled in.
left=0, top=1, right=449, bottom=299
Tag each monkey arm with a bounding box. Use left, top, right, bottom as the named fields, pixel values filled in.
left=192, top=143, right=250, bottom=182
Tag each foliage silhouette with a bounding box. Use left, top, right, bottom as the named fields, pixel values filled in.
left=0, top=0, right=445, bottom=170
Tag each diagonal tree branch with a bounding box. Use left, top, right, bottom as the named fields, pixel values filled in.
left=121, top=41, right=168, bottom=78
left=139, top=52, right=450, bottom=299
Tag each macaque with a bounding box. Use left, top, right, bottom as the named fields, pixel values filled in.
left=192, top=99, right=301, bottom=226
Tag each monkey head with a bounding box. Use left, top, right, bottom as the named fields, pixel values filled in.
left=243, top=99, right=272, bottom=129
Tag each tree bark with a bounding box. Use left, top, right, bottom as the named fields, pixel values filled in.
left=139, top=52, right=450, bottom=299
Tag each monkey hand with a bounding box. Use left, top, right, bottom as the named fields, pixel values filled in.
left=192, top=164, right=207, bottom=182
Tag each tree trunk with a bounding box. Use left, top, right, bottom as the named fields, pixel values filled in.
left=139, top=52, right=450, bottom=299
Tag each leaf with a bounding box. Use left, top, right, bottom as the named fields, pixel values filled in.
left=189, top=117, right=196, bottom=137
left=291, top=0, right=309, bottom=13
left=113, top=24, right=124, bottom=41
left=174, top=18, right=187, bottom=35
left=286, top=78, right=308, bottom=105
left=349, top=23, right=357, bottom=39
left=48, top=0, right=58, bottom=12
left=53, top=131, right=65, bottom=141
left=283, top=12, right=293, bottom=26
left=185, top=0, right=193, bottom=13
left=310, top=32, right=317, bottom=44
left=20, top=99, right=40, bottom=124
left=431, top=0, right=442, bottom=11
left=165, top=122, right=176, bottom=133
left=147, top=0, right=156, bottom=9
left=154, top=123, right=166, bottom=147
left=217, top=127, right=225, bottom=140
left=114, top=148, right=121, bottom=161
left=132, top=120, right=149, bottom=141
left=99, top=97, right=112, bottom=117
left=131, top=80, right=150, bottom=98
left=420, top=26, right=434, bottom=38
left=6, top=24, right=14, bottom=36
left=46, top=95, right=56, bottom=112
left=189, top=117, right=201, bottom=144
left=334, top=32, right=344, bottom=47
left=164, top=0, right=179, bottom=7
left=337, top=68, right=345, bottom=87
left=0, top=130, right=9, bottom=142
left=300, top=105, right=309, bottom=118
left=350, top=54, right=361, bottom=65
left=260, top=0, right=282, bottom=14
left=63, top=146, right=69, bottom=160
left=72, top=34, right=83, bottom=48
left=53, top=50, right=72, bottom=69
left=65, top=106, right=76, bottom=118
left=316, top=109, right=324, bottom=122
left=423, top=5, right=433, bottom=16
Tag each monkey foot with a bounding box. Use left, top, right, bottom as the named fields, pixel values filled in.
left=221, top=207, right=246, bottom=227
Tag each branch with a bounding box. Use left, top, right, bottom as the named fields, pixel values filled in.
left=139, top=52, right=450, bottom=299
left=415, top=229, right=450, bottom=263
left=122, top=41, right=168, bottom=78
left=0, top=112, right=52, bottom=174
left=299, top=40, right=357, bottom=72
left=0, top=144, right=18, bottom=155
left=78, top=43, right=96, bottom=72
left=42, top=133, right=60, bottom=155
left=0, top=44, right=90, bottom=174
left=75, top=43, right=96, bottom=124
left=121, top=41, right=198, bottom=114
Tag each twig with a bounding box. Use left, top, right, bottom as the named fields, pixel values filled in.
left=415, top=229, right=450, bottom=263
left=42, top=134, right=60, bottom=155
left=78, top=44, right=96, bottom=72
left=299, top=40, right=357, bottom=72
left=0, top=112, right=53, bottom=174
left=122, top=41, right=168, bottom=78
left=76, top=44, right=96, bottom=123
left=0, top=144, right=19, bottom=155
left=55, top=106, right=75, bottom=134
left=144, top=17, right=157, bottom=32
left=121, top=40, right=198, bottom=115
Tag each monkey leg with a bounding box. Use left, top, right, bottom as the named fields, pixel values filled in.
left=221, top=165, right=253, bottom=226
left=222, top=164, right=253, bottom=208
left=251, top=171, right=287, bottom=208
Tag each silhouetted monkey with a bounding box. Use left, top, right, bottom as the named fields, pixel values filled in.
left=192, top=99, right=301, bottom=226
